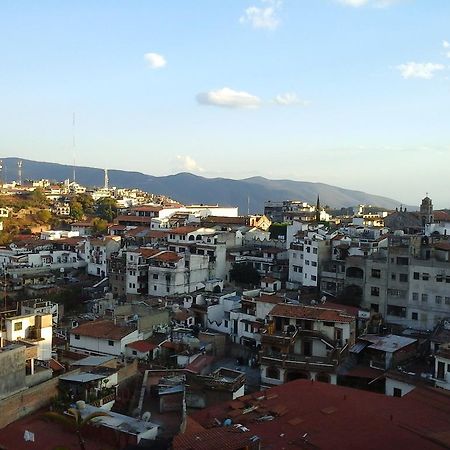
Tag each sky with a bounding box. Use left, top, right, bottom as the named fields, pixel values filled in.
left=1, top=0, right=449, bottom=207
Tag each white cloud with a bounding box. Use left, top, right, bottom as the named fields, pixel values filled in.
left=273, top=92, right=309, bottom=106
left=397, top=62, right=445, bottom=79
left=240, top=0, right=282, bottom=30
left=176, top=155, right=204, bottom=172
left=144, top=52, right=167, bottom=69
left=443, top=41, right=450, bottom=58
left=196, top=87, right=262, bottom=109
left=337, top=0, right=398, bottom=7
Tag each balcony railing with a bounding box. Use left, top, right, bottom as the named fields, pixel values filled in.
left=261, top=350, right=338, bottom=369
left=261, top=329, right=298, bottom=346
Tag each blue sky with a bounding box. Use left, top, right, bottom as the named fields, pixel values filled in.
left=1, top=0, right=449, bottom=207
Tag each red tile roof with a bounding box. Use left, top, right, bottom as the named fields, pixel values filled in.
left=269, top=304, right=355, bottom=323
left=256, top=294, right=284, bottom=305
left=126, top=340, right=157, bottom=353
left=70, top=320, right=135, bottom=340
left=173, top=426, right=258, bottom=450
left=150, top=251, right=183, bottom=262
left=116, top=215, right=153, bottom=223
left=433, top=210, right=450, bottom=222
left=131, top=205, right=163, bottom=212
left=188, top=380, right=450, bottom=450
left=169, top=226, right=201, bottom=235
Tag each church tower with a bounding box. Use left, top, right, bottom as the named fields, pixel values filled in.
left=420, top=194, right=433, bottom=226
left=315, top=195, right=321, bottom=222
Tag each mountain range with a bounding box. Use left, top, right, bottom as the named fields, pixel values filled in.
left=1, top=157, right=406, bottom=214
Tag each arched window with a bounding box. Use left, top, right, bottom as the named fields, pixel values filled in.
left=188, top=235, right=195, bottom=241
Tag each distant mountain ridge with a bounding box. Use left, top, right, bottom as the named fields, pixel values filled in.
left=1, top=157, right=406, bottom=213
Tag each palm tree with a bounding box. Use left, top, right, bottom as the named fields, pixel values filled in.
left=44, top=408, right=110, bottom=450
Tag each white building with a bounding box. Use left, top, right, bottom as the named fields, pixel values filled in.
left=85, top=236, right=121, bottom=277
left=0, top=313, right=52, bottom=360
left=434, top=344, right=450, bottom=390
left=69, top=319, right=140, bottom=356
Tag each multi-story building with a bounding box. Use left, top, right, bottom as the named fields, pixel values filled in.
left=85, top=236, right=121, bottom=277
left=288, top=228, right=331, bottom=288
left=259, top=303, right=355, bottom=387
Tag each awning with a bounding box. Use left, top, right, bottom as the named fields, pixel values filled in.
left=350, top=341, right=368, bottom=354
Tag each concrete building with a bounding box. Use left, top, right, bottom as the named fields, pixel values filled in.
left=259, top=304, right=355, bottom=387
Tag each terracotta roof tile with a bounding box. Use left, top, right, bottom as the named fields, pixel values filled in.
left=70, top=320, right=135, bottom=340
left=269, top=304, right=355, bottom=323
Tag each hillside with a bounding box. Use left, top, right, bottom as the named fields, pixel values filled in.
left=1, top=157, right=405, bottom=213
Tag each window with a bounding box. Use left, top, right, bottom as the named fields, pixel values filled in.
left=396, top=257, right=409, bottom=266
left=436, top=296, right=442, bottom=305
left=370, top=303, right=379, bottom=312
left=399, top=273, right=408, bottom=282
left=387, top=305, right=406, bottom=318
left=393, top=388, right=402, bottom=398
left=306, top=246, right=311, bottom=253
left=413, top=272, right=419, bottom=280
left=311, top=275, right=317, bottom=281
left=153, top=274, right=158, bottom=280
left=108, top=340, right=114, bottom=346
left=436, top=275, right=443, bottom=282
left=14, top=322, right=22, bottom=331
left=266, top=366, right=280, bottom=380
left=74, top=334, right=80, bottom=340
left=391, top=273, right=396, bottom=280
left=224, top=320, right=228, bottom=328
left=422, top=273, right=429, bottom=281
left=372, top=269, right=381, bottom=279
left=305, top=260, right=310, bottom=265
left=421, top=293, right=428, bottom=303
left=412, top=292, right=419, bottom=301
left=311, top=261, right=317, bottom=267
left=313, top=248, right=318, bottom=254
left=132, top=350, right=137, bottom=356
left=371, top=287, right=380, bottom=297
left=411, top=312, right=418, bottom=321
left=446, top=297, right=450, bottom=305
left=153, top=286, right=157, bottom=291
left=324, top=321, right=334, bottom=327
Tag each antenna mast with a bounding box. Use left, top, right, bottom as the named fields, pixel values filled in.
left=17, top=160, right=23, bottom=185
left=72, top=112, right=76, bottom=182
left=104, top=168, right=109, bottom=190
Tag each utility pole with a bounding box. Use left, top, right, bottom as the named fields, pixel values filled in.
left=72, top=112, right=76, bottom=182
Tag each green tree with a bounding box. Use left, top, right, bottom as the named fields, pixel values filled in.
left=92, top=217, right=108, bottom=234
left=29, top=187, right=49, bottom=206
left=36, top=209, right=52, bottom=224
left=268, top=222, right=288, bottom=240
left=230, top=262, right=261, bottom=286
left=76, top=193, right=95, bottom=215
left=96, top=197, right=117, bottom=222
left=70, top=201, right=84, bottom=220
left=44, top=408, right=110, bottom=450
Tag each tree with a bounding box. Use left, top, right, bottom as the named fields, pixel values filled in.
left=69, top=201, right=84, bottom=220
left=29, top=187, right=49, bottom=206
left=337, top=284, right=363, bottom=307
left=96, top=197, right=117, bottom=222
left=76, top=193, right=95, bottom=215
left=36, top=209, right=52, bottom=224
left=230, top=262, right=261, bottom=286
left=268, top=223, right=288, bottom=240
left=92, top=217, right=108, bottom=234
left=44, top=408, right=110, bottom=450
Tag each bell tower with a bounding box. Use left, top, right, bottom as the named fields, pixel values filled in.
left=420, top=194, right=433, bottom=226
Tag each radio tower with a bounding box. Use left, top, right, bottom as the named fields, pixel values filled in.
left=0, top=160, right=3, bottom=186
left=72, top=112, right=76, bottom=182
left=17, top=160, right=23, bottom=185
left=104, top=168, right=109, bottom=190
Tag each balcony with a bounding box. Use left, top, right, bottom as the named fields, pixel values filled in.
left=260, top=328, right=298, bottom=346
left=261, top=350, right=338, bottom=370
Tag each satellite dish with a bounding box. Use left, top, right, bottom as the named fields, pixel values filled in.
left=142, top=411, right=152, bottom=422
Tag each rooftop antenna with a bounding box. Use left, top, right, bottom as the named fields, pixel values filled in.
left=0, top=159, right=3, bottom=186
left=247, top=195, right=250, bottom=215
left=17, top=160, right=23, bottom=185
left=104, top=168, right=109, bottom=190
left=72, top=112, right=76, bottom=183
